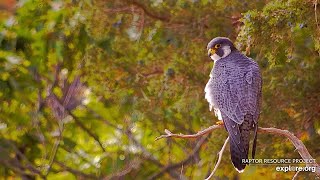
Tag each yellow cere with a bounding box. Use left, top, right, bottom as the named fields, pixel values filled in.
left=209, top=48, right=216, bottom=54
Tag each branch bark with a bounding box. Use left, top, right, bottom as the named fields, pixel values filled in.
left=205, top=137, right=229, bottom=180
left=156, top=125, right=320, bottom=177
left=258, top=127, right=320, bottom=175
left=155, top=124, right=223, bottom=141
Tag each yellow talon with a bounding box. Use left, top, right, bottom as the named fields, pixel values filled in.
left=216, top=121, right=224, bottom=125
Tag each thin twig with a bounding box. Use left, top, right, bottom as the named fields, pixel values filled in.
left=0, top=160, right=36, bottom=177
left=91, top=110, right=183, bottom=179
left=180, top=164, right=184, bottom=179
left=0, top=139, right=44, bottom=178
left=45, top=121, right=64, bottom=177
left=6, top=142, right=42, bottom=175
left=69, top=111, right=106, bottom=152
left=148, top=136, right=207, bottom=180
left=205, top=137, right=229, bottom=180
left=155, top=124, right=223, bottom=141
left=60, top=145, right=97, bottom=168
left=292, top=170, right=300, bottom=180
left=103, top=158, right=141, bottom=179
left=55, top=160, right=97, bottom=179
left=86, top=107, right=120, bottom=130
left=315, top=0, right=319, bottom=29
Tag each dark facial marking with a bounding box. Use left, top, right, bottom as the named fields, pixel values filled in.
left=216, top=48, right=224, bottom=57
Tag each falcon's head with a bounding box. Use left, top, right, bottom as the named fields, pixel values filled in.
left=207, top=37, right=237, bottom=62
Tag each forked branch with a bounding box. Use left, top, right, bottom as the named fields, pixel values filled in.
left=156, top=125, right=320, bottom=178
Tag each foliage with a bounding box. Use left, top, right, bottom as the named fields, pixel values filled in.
left=0, top=0, right=319, bottom=179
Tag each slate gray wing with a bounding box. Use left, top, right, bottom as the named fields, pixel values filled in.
left=214, top=62, right=262, bottom=124
left=214, top=59, right=262, bottom=172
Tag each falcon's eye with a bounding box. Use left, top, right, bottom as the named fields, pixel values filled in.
left=214, top=44, right=221, bottom=48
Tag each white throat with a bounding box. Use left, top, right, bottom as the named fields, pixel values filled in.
left=210, top=45, right=231, bottom=62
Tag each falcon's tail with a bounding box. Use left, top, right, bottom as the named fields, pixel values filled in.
left=252, top=121, right=258, bottom=159
left=223, top=115, right=253, bottom=172
left=229, top=135, right=247, bottom=172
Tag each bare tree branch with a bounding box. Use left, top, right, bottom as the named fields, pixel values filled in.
left=0, top=160, right=36, bottom=178
left=292, top=170, right=300, bottom=180
left=89, top=109, right=183, bottom=179
left=60, top=145, right=97, bottom=168
left=205, top=137, right=229, bottom=180
left=0, top=139, right=45, bottom=178
left=103, top=158, right=141, bottom=180
left=258, top=127, right=320, bottom=175
left=155, top=124, right=223, bottom=141
left=43, top=72, right=107, bottom=176
left=68, top=111, right=106, bottom=152
left=124, top=124, right=185, bottom=179
left=314, top=0, right=319, bottom=30
left=156, top=126, right=320, bottom=176
left=45, top=120, right=64, bottom=177
left=55, top=160, right=97, bottom=179
left=148, top=136, right=207, bottom=180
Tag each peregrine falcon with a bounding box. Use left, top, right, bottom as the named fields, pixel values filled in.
left=205, top=37, right=262, bottom=172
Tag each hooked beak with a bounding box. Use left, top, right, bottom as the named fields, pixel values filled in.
left=208, top=48, right=216, bottom=57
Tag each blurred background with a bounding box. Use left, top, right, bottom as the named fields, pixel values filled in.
left=0, top=0, right=319, bottom=179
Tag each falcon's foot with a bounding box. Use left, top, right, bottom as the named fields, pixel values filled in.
left=216, top=121, right=224, bottom=125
